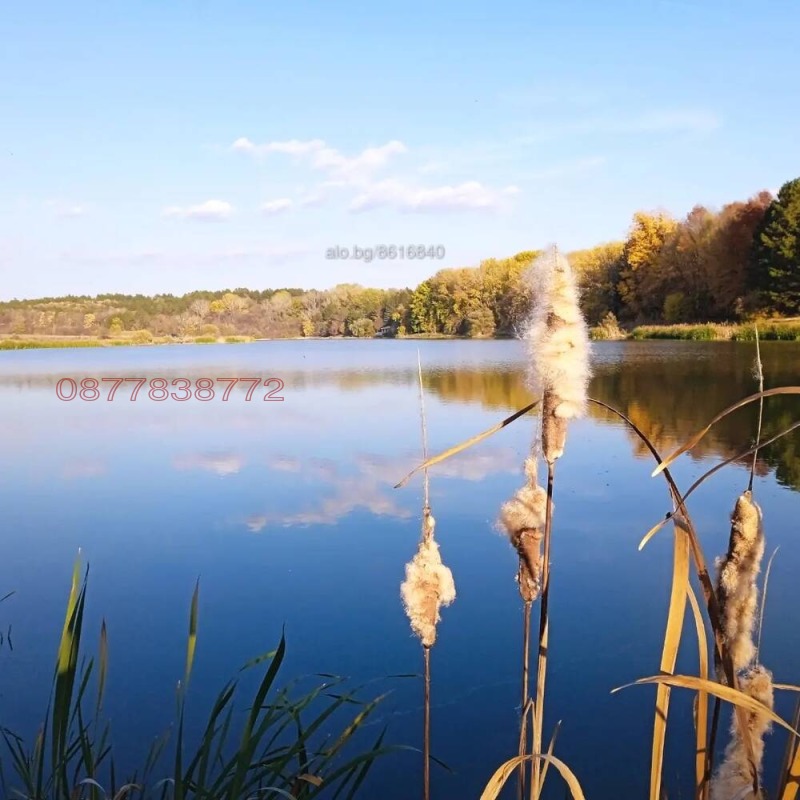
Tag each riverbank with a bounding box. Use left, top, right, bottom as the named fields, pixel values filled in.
left=3, top=321, right=800, bottom=350
left=0, top=334, right=257, bottom=350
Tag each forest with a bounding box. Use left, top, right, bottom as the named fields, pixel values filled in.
left=1, top=177, right=798, bottom=342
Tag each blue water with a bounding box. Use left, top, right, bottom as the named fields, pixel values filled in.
left=0, top=339, right=798, bottom=798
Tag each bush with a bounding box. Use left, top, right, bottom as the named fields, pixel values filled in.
left=130, top=329, right=154, bottom=344
left=347, top=317, right=376, bottom=338
left=589, top=312, right=626, bottom=340
left=194, top=335, right=218, bottom=344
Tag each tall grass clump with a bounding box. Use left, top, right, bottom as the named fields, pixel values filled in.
left=0, top=554, right=395, bottom=800
left=631, top=323, right=728, bottom=341
left=588, top=312, right=626, bottom=341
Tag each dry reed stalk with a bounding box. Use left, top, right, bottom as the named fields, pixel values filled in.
left=749, top=326, right=764, bottom=493
left=520, top=247, right=590, bottom=798
left=399, top=352, right=456, bottom=800
left=498, top=456, right=548, bottom=799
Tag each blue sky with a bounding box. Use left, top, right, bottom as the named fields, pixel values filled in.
left=1, top=0, right=799, bottom=299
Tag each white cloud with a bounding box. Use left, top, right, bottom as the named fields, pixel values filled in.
left=162, top=199, right=233, bottom=221
left=261, top=198, right=293, bottom=215
left=233, top=136, right=518, bottom=215
left=350, top=179, right=520, bottom=213
left=173, top=452, right=244, bottom=476
left=232, top=137, right=407, bottom=184
left=232, top=137, right=326, bottom=157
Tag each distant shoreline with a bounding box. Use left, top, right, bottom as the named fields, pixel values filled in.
left=2, top=321, right=800, bottom=351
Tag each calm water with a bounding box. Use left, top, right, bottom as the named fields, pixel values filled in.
left=0, top=339, right=798, bottom=799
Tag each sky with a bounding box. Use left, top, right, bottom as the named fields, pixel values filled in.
left=1, top=0, right=799, bottom=300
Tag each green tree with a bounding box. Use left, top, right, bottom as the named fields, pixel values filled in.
left=750, top=178, right=800, bottom=314
left=108, top=317, right=124, bottom=335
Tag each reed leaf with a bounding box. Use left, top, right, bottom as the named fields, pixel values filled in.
left=612, top=675, right=800, bottom=737
left=394, top=401, right=539, bottom=488
left=649, top=525, right=690, bottom=800
left=778, top=698, right=800, bottom=800
left=536, top=720, right=562, bottom=797
left=640, top=421, right=800, bottom=550
left=687, top=584, right=710, bottom=799
left=652, top=387, right=800, bottom=477
left=480, top=753, right=586, bottom=800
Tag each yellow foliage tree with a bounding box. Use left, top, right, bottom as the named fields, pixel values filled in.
left=618, top=211, right=678, bottom=318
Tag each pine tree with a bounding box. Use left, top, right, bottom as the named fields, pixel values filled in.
left=749, top=178, right=800, bottom=314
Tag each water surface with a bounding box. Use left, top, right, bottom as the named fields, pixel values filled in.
left=0, top=339, right=798, bottom=798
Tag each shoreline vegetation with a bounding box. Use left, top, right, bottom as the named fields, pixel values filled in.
left=3, top=319, right=800, bottom=350
left=2, top=177, right=799, bottom=350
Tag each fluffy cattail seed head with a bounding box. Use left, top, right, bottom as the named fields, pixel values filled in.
left=401, top=537, right=456, bottom=648
left=523, top=247, right=591, bottom=464
left=498, top=458, right=549, bottom=602
left=709, top=664, right=774, bottom=800
left=715, top=491, right=765, bottom=674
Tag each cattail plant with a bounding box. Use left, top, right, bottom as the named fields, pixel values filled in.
left=715, top=491, right=765, bottom=677
left=709, top=344, right=772, bottom=799
left=400, top=353, right=456, bottom=800
left=710, top=664, right=774, bottom=800
left=498, top=456, right=548, bottom=799
left=710, top=492, right=770, bottom=798
left=517, top=246, right=591, bottom=797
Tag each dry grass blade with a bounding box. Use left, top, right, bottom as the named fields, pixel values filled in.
left=778, top=697, right=800, bottom=800
left=537, top=720, right=562, bottom=797
left=613, top=675, right=800, bottom=738
left=394, top=401, right=540, bottom=488
left=757, top=546, right=779, bottom=660
left=519, top=602, right=532, bottom=800
left=649, top=525, right=690, bottom=800
left=640, top=421, right=800, bottom=550
left=531, top=462, right=555, bottom=799
left=687, top=584, right=710, bottom=799
left=480, top=753, right=586, bottom=800
left=651, top=387, right=800, bottom=477
left=749, top=326, right=764, bottom=492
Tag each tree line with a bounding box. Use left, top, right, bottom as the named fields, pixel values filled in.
left=2, top=176, right=798, bottom=340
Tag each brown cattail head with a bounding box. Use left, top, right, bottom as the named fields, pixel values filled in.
left=523, top=248, right=591, bottom=464
left=400, top=529, right=456, bottom=648
left=715, top=491, right=765, bottom=674
left=498, top=458, right=550, bottom=602
left=709, top=664, right=774, bottom=800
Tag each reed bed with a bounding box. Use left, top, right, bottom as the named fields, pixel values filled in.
left=0, top=558, right=396, bottom=800
left=397, top=245, right=800, bottom=800
left=630, top=322, right=800, bottom=341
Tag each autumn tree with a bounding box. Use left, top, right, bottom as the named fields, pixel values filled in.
left=750, top=178, right=800, bottom=314
left=618, top=211, right=678, bottom=319
left=569, top=242, right=624, bottom=323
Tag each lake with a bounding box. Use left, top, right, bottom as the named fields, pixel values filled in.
left=0, top=339, right=798, bottom=799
